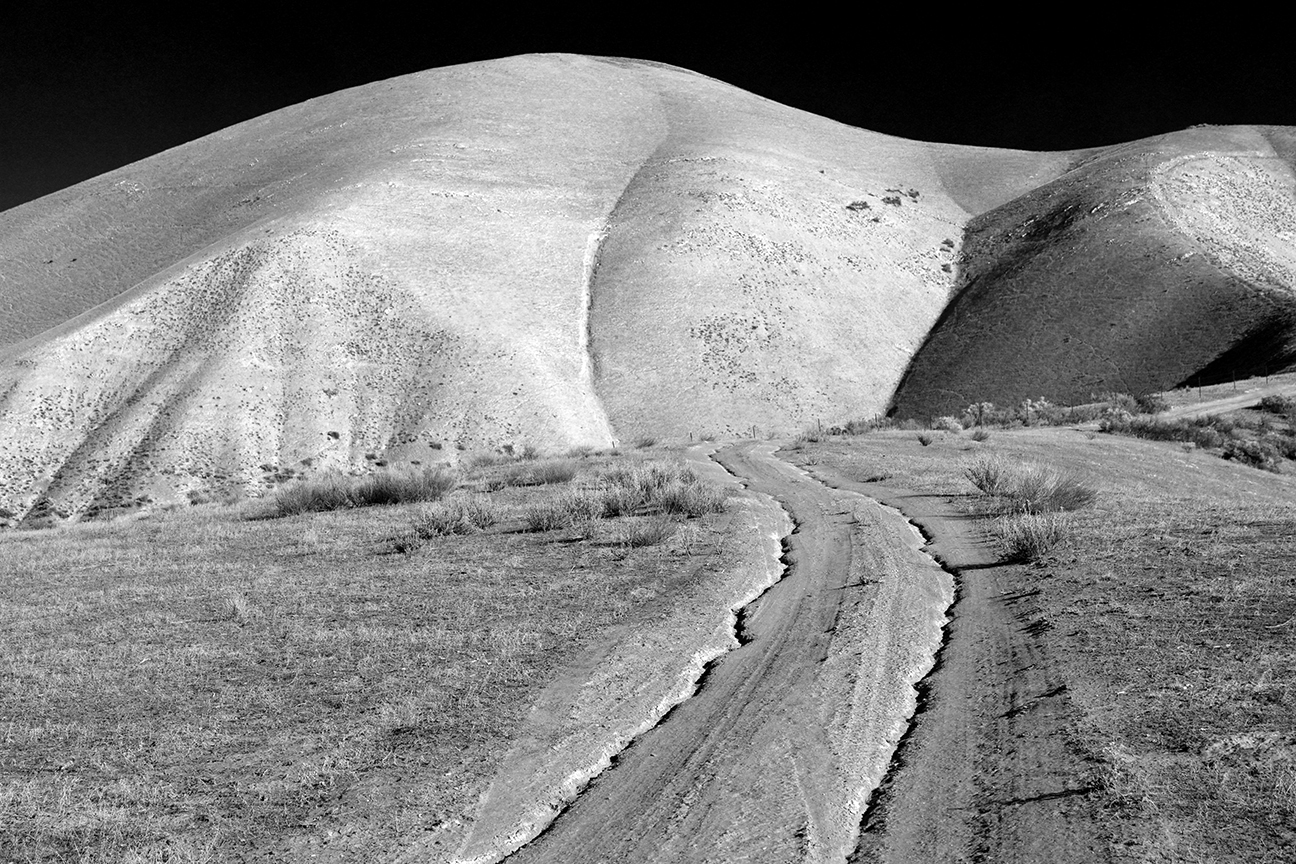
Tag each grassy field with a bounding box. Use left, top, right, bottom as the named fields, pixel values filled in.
left=793, top=424, right=1296, bottom=861
left=0, top=452, right=733, bottom=862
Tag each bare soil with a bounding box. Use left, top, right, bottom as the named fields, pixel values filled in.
left=790, top=427, right=1296, bottom=863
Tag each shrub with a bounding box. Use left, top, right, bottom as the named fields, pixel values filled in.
left=268, top=467, right=455, bottom=517
left=269, top=473, right=356, bottom=516
left=839, top=416, right=892, bottom=435
left=412, top=496, right=501, bottom=536
left=522, top=489, right=604, bottom=532
left=995, top=512, right=1073, bottom=562
left=612, top=515, right=677, bottom=548
left=1222, top=439, right=1283, bottom=473
left=1100, top=414, right=1228, bottom=449
left=1135, top=393, right=1170, bottom=414
left=1258, top=394, right=1296, bottom=417
left=964, top=455, right=1096, bottom=512
left=352, top=468, right=457, bottom=506
left=931, top=416, right=963, bottom=432
left=1007, top=465, right=1097, bottom=513
left=633, top=436, right=658, bottom=449
left=970, top=427, right=992, bottom=442
left=964, top=454, right=1012, bottom=496
left=655, top=481, right=728, bottom=517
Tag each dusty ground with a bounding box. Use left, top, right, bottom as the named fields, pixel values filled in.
left=789, top=426, right=1296, bottom=863
left=495, top=442, right=951, bottom=863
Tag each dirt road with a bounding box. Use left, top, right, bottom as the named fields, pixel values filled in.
left=1160, top=381, right=1296, bottom=420
left=489, top=442, right=952, bottom=863
left=797, top=456, right=1109, bottom=863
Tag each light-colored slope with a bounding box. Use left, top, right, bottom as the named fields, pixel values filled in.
left=587, top=60, right=1072, bottom=440
left=0, top=54, right=1069, bottom=523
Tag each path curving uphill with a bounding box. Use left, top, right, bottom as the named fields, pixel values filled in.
left=489, top=442, right=951, bottom=864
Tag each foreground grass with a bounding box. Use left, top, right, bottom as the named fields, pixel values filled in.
left=0, top=453, right=732, bottom=862
left=787, top=428, right=1296, bottom=861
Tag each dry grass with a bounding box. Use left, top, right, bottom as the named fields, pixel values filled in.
left=519, top=459, right=727, bottom=532
left=964, top=454, right=1096, bottom=513
left=0, top=453, right=732, bottom=862
left=265, top=467, right=456, bottom=516
left=993, top=511, right=1073, bottom=561
left=787, top=427, right=1296, bottom=860
left=485, top=458, right=579, bottom=490
left=610, top=515, right=677, bottom=548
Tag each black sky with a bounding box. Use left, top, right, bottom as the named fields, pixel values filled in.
left=3, top=11, right=1294, bottom=214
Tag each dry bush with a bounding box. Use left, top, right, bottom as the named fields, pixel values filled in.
left=611, top=515, right=677, bottom=548
left=522, top=460, right=726, bottom=532
left=655, top=481, right=728, bottom=517
left=994, top=511, right=1073, bottom=561
left=483, top=458, right=579, bottom=490
left=267, top=468, right=455, bottom=517
left=411, top=496, right=501, bottom=537
left=964, top=455, right=1096, bottom=513
left=521, top=488, right=605, bottom=532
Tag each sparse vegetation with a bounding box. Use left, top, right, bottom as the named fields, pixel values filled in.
left=1100, top=412, right=1296, bottom=473
left=484, top=458, right=579, bottom=490
left=0, top=446, right=733, bottom=862
left=266, top=467, right=456, bottom=517
left=610, top=515, right=677, bottom=548
left=963, top=454, right=1096, bottom=513
left=409, top=495, right=502, bottom=538
left=993, top=511, right=1073, bottom=562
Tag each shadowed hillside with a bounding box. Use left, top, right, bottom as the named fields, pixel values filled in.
left=889, top=125, right=1296, bottom=419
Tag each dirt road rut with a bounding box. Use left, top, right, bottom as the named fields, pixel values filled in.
left=495, top=442, right=953, bottom=863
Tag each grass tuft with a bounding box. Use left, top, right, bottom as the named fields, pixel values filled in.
left=267, top=468, right=456, bottom=517
left=611, top=515, right=677, bottom=548
left=410, top=496, right=501, bottom=538
left=993, top=511, right=1073, bottom=562
left=964, top=455, right=1096, bottom=513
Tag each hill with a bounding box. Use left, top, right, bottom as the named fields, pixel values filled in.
left=0, top=54, right=1067, bottom=524
left=2, top=54, right=1295, bottom=525
left=889, top=125, right=1296, bottom=418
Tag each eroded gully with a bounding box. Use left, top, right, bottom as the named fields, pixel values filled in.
left=498, top=441, right=956, bottom=864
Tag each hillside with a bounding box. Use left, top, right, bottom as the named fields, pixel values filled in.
left=2, top=54, right=1295, bottom=525
left=889, top=125, right=1296, bottom=418
left=0, top=53, right=1068, bottom=525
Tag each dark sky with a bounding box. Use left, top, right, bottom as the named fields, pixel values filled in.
left=3, top=11, right=1293, bottom=214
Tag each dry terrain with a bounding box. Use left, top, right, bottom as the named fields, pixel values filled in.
left=4, top=51, right=1296, bottom=864
left=788, top=423, right=1296, bottom=862
left=10, top=54, right=1295, bottom=526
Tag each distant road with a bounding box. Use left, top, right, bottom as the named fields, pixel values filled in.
left=1161, top=381, right=1296, bottom=421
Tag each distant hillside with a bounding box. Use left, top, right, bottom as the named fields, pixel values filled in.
left=1, top=54, right=1293, bottom=525
left=889, top=125, right=1296, bottom=419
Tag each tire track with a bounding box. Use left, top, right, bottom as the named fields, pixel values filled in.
left=494, top=441, right=953, bottom=863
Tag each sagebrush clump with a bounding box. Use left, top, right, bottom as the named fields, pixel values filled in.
left=267, top=467, right=456, bottom=517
